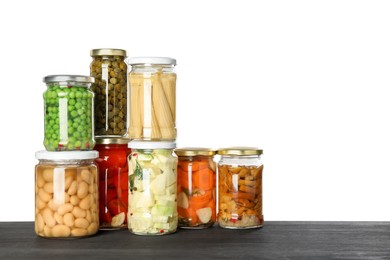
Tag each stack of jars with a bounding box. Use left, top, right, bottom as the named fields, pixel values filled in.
left=90, top=49, right=131, bottom=230
left=35, top=75, right=100, bottom=238
left=126, top=57, right=179, bottom=235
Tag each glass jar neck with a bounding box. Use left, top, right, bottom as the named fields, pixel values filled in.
left=38, top=159, right=95, bottom=165
left=47, top=82, right=91, bottom=88
left=131, top=64, right=175, bottom=73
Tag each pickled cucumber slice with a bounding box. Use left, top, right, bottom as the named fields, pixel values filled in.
left=196, top=207, right=212, bottom=224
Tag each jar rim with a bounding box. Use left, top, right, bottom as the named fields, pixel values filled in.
left=127, top=57, right=176, bottom=66
left=128, top=141, right=176, bottom=149
left=95, top=136, right=130, bottom=145
left=174, top=147, right=216, bottom=156
left=217, top=147, right=263, bottom=156
left=35, top=150, right=98, bottom=160
left=43, top=75, right=94, bottom=84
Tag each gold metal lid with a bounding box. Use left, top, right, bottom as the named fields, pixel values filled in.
left=95, top=136, right=130, bottom=145
left=174, top=148, right=216, bottom=157
left=217, top=147, right=263, bottom=156
left=90, top=49, right=127, bottom=57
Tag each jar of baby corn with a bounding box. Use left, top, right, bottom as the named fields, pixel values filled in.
left=127, top=57, right=176, bottom=141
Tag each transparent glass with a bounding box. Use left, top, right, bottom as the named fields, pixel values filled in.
left=35, top=159, right=99, bottom=238
left=127, top=148, right=178, bottom=235
left=177, top=155, right=216, bottom=229
left=217, top=155, right=263, bottom=229
left=43, top=83, right=94, bottom=151
left=95, top=143, right=131, bottom=229
left=128, top=64, right=176, bottom=140
left=91, top=55, right=128, bottom=136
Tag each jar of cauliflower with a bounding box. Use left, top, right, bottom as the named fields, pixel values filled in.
left=127, top=141, right=178, bottom=235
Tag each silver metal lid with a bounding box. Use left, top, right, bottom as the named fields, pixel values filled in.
left=43, top=75, right=94, bottom=84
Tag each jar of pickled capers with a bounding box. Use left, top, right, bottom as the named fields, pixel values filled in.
left=90, top=49, right=128, bottom=136
left=42, top=75, right=95, bottom=151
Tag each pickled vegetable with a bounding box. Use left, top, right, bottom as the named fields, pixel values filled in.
left=218, top=164, right=263, bottom=228
left=177, top=157, right=216, bottom=228
left=129, top=69, right=176, bottom=140
left=95, top=141, right=130, bottom=229
left=43, top=85, right=94, bottom=151
left=35, top=164, right=99, bottom=238
left=91, top=50, right=127, bottom=136
left=128, top=149, right=178, bottom=235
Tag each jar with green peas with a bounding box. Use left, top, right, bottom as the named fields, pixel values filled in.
left=43, top=75, right=95, bottom=151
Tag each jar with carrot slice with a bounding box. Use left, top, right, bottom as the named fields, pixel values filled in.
left=95, top=136, right=130, bottom=229
left=217, top=147, right=263, bottom=229
left=175, top=148, right=216, bottom=229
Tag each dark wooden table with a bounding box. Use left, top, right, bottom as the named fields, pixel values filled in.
left=0, top=222, right=389, bottom=259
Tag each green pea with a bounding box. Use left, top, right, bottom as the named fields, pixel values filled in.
left=75, top=140, right=81, bottom=148
left=69, top=99, right=76, bottom=105
left=70, top=110, right=78, bottom=117
left=77, top=109, right=84, bottom=115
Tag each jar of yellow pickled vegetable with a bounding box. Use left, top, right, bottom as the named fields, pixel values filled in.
left=175, top=148, right=217, bottom=229
left=127, top=57, right=177, bottom=141
left=217, top=147, right=263, bottom=229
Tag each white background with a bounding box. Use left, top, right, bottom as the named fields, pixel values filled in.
left=0, top=0, right=389, bottom=221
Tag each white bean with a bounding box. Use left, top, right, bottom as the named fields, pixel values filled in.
left=43, top=226, right=51, bottom=236
left=86, top=210, right=92, bottom=223
left=57, top=203, right=73, bottom=216
left=70, top=195, right=80, bottom=206
left=43, top=182, right=53, bottom=194
left=42, top=169, right=53, bottom=182
left=65, top=175, right=73, bottom=190
left=67, top=181, right=77, bottom=195
left=71, top=228, right=88, bottom=237
left=36, top=197, right=46, bottom=210
left=72, top=207, right=86, bottom=218
left=41, top=208, right=56, bottom=228
left=38, top=188, right=51, bottom=203
left=81, top=169, right=92, bottom=184
left=87, top=222, right=98, bottom=234
left=75, top=218, right=89, bottom=229
left=51, top=225, right=71, bottom=237
left=36, top=213, right=44, bottom=233
left=48, top=199, right=59, bottom=211
left=54, top=212, right=63, bottom=224
left=37, top=173, right=45, bottom=188
left=77, top=181, right=88, bottom=199
left=79, top=194, right=91, bottom=210
left=63, top=213, right=74, bottom=227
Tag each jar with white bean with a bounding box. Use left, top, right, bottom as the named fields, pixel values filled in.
left=35, top=150, right=99, bottom=238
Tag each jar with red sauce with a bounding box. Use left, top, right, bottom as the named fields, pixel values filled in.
left=95, top=136, right=130, bottom=229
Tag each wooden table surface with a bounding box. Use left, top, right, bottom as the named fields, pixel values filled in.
left=0, top=221, right=389, bottom=259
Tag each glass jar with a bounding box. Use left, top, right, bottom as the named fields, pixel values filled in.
left=127, top=141, right=178, bottom=235
left=217, top=147, right=264, bottom=229
left=90, top=49, right=128, bottom=136
left=94, top=136, right=130, bottom=229
left=175, top=148, right=216, bottom=229
left=43, top=75, right=95, bottom=151
left=127, top=57, right=177, bottom=141
left=34, top=151, right=99, bottom=238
